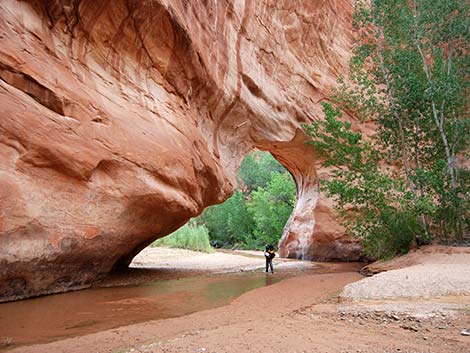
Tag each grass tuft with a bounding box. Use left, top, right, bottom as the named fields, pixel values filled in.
left=151, top=222, right=215, bottom=253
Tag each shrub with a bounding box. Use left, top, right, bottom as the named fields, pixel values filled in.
left=152, top=222, right=215, bottom=253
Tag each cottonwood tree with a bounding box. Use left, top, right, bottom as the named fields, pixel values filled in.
left=305, top=0, right=469, bottom=257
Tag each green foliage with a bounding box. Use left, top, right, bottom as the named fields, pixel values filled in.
left=305, top=102, right=422, bottom=259
left=152, top=222, right=215, bottom=253
left=305, top=0, right=470, bottom=258
left=248, top=173, right=296, bottom=248
left=361, top=209, right=422, bottom=260
left=372, top=0, right=469, bottom=241
left=237, top=151, right=286, bottom=193
left=197, top=190, right=254, bottom=248
left=198, top=151, right=296, bottom=250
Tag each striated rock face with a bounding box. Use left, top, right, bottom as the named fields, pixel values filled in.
left=0, top=0, right=361, bottom=301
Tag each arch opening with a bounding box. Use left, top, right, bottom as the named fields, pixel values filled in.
left=146, top=128, right=362, bottom=262
left=149, top=150, right=297, bottom=252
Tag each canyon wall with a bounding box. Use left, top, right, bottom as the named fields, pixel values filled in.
left=0, top=0, right=361, bottom=301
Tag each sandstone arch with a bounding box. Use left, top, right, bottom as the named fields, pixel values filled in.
left=0, top=0, right=360, bottom=301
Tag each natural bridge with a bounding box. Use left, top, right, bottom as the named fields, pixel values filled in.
left=0, top=0, right=361, bottom=301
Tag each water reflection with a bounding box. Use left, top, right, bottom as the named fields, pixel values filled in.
left=265, top=274, right=274, bottom=286
left=0, top=271, right=281, bottom=349
left=0, top=262, right=362, bottom=350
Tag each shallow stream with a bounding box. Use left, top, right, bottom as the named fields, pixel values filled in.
left=0, top=262, right=361, bottom=350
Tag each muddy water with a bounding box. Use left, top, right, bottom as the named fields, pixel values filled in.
left=0, top=263, right=361, bottom=350
left=0, top=271, right=289, bottom=349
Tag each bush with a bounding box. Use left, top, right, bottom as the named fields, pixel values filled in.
left=152, top=222, right=215, bottom=253
left=360, top=209, right=422, bottom=260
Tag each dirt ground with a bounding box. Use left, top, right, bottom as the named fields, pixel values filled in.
left=5, top=247, right=470, bottom=353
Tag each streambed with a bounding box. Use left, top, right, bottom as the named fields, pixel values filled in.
left=0, top=252, right=362, bottom=351
left=0, top=268, right=307, bottom=350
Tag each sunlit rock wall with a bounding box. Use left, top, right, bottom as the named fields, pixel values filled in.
left=0, top=0, right=361, bottom=301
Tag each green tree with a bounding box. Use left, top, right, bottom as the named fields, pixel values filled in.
left=198, top=190, right=254, bottom=247
left=305, top=102, right=423, bottom=258
left=358, top=0, right=469, bottom=239
left=198, top=151, right=296, bottom=249
left=305, top=0, right=469, bottom=257
left=238, top=151, right=286, bottom=193
left=247, top=172, right=296, bottom=249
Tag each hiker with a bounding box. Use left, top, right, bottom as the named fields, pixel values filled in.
left=264, top=244, right=276, bottom=273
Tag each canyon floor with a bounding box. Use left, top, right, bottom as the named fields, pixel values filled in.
left=3, top=247, right=470, bottom=353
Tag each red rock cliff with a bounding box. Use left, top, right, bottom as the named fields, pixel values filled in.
left=0, top=0, right=361, bottom=301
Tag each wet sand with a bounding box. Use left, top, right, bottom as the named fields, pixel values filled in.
left=5, top=266, right=469, bottom=353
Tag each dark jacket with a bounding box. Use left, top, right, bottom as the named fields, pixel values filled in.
left=264, top=246, right=276, bottom=260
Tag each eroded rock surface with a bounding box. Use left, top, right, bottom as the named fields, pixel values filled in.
left=0, top=0, right=361, bottom=301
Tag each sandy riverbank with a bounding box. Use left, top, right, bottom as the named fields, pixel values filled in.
left=132, top=247, right=317, bottom=272
left=97, top=247, right=318, bottom=288
left=4, top=246, right=470, bottom=353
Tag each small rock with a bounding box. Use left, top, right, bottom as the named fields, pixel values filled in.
left=461, top=329, right=470, bottom=336
left=391, top=314, right=400, bottom=321
left=400, top=325, right=419, bottom=332
left=423, top=336, right=428, bottom=340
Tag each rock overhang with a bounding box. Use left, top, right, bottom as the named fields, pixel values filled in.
left=0, top=0, right=360, bottom=301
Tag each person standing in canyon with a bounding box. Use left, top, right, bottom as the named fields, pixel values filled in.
left=264, top=244, right=276, bottom=273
